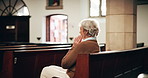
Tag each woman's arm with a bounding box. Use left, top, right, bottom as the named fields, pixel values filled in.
left=61, top=35, right=82, bottom=69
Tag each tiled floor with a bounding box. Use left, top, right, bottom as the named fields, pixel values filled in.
left=137, top=73, right=148, bottom=78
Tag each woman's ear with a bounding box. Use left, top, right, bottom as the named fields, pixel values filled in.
left=84, top=30, right=89, bottom=35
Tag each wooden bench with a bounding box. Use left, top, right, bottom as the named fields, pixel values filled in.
left=0, top=45, right=72, bottom=51
left=74, top=47, right=148, bottom=78
left=0, top=45, right=38, bottom=48
left=0, top=42, right=105, bottom=78
left=0, top=42, right=72, bottom=46
left=0, top=44, right=71, bottom=78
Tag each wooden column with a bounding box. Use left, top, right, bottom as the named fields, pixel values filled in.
left=106, top=0, right=137, bottom=50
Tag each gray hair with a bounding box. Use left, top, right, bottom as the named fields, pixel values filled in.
left=79, top=19, right=100, bottom=37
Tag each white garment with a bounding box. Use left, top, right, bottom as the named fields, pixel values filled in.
left=40, top=65, right=70, bottom=78
left=82, top=37, right=96, bottom=41
left=137, top=73, right=148, bottom=78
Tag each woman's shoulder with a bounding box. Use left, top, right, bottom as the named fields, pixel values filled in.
left=78, top=40, right=98, bottom=46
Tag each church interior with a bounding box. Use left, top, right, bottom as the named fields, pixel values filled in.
left=0, top=0, right=148, bottom=78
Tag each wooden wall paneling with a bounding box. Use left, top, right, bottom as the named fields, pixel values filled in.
left=0, top=16, right=30, bottom=42
left=16, top=16, right=30, bottom=42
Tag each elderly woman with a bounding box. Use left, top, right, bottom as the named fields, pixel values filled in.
left=40, top=19, right=100, bottom=78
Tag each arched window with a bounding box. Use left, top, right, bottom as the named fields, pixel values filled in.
left=0, top=0, right=30, bottom=16
left=46, top=14, right=68, bottom=43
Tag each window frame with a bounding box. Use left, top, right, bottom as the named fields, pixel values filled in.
left=89, top=0, right=106, bottom=18
left=46, top=14, right=68, bottom=43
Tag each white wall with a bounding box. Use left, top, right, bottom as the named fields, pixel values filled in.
left=23, top=0, right=148, bottom=46
left=137, top=5, right=148, bottom=46
left=23, top=0, right=106, bottom=43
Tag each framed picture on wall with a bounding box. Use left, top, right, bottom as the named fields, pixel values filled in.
left=46, top=0, right=63, bottom=10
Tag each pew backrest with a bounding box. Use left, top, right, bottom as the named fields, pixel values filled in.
left=74, top=47, right=148, bottom=78
left=0, top=46, right=71, bottom=78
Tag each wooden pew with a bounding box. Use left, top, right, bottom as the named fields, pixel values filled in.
left=0, top=42, right=105, bottom=78
left=0, top=52, right=3, bottom=72
left=0, top=48, right=70, bottom=78
left=0, top=44, right=72, bottom=51
left=16, top=48, right=70, bottom=78
left=74, top=47, right=148, bottom=78
left=0, top=42, right=37, bottom=48
left=99, top=43, right=106, bottom=51
left=0, top=42, right=34, bottom=46
left=0, top=44, right=71, bottom=78
left=0, top=51, right=13, bottom=78
left=137, top=42, right=144, bottom=48
left=0, top=42, right=72, bottom=46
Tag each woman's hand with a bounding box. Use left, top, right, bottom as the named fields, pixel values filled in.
left=72, top=35, right=82, bottom=48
